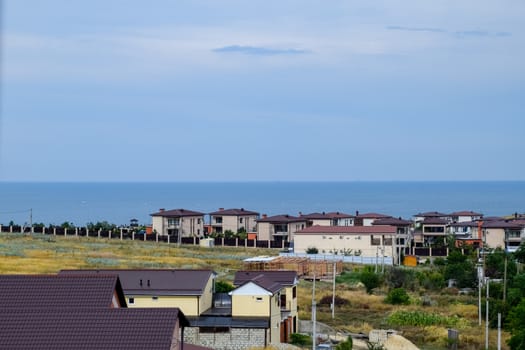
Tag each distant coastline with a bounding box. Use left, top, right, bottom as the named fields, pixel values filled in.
left=1, top=181, right=524, bottom=226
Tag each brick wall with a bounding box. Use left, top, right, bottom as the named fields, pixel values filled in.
left=185, top=327, right=268, bottom=350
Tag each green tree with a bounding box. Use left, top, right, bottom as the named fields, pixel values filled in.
left=507, top=299, right=525, bottom=350
left=385, top=288, right=410, bottom=305
left=290, top=333, right=311, bottom=347
left=360, top=271, right=381, bottom=294
left=444, top=250, right=477, bottom=288
left=306, top=246, right=319, bottom=254
left=335, top=337, right=353, bottom=350
left=215, top=280, right=235, bottom=293
left=485, top=247, right=517, bottom=280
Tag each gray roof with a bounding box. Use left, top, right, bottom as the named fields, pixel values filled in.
left=209, top=208, right=259, bottom=216
left=0, top=308, right=188, bottom=350
left=0, top=274, right=126, bottom=310
left=150, top=208, right=205, bottom=217
left=60, top=269, right=215, bottom=296
left=233, top=270, right=298, bottom=287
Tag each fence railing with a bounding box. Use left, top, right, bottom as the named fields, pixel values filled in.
left=0, top=225, right=290, bottom=250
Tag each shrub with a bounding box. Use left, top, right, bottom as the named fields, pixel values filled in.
left=215, top=280, right=235, bottom=293
left=318, top=295, right=350, bottom=306
left=385, top=288, right=410, bottom=305
left=335, top=337, right=353, bottom=350
left=306, top=246, right=319, bottom=254
left=360, top=271, right=381, bottom=294
left=289, top=333, right=311, bottom=346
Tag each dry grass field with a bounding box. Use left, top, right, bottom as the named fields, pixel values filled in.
left=0, top=233, right=510, bottom=349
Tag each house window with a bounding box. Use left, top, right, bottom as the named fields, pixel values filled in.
left=371, top=236, right=381, bottom=245
left=215, top=217, right=223, bottom=224
left=152, top=296, right=159, bottom=301
left=167, top=218, right=180, bottom=226
left=292, top=286, right=297, bottom=298
left=197, top=218, right=201, bottom=224
left=239, top=217, right=243, bottom=223
left=256, top=297, right=263, bottom=302
left=128, top=297, right=134, bottom=305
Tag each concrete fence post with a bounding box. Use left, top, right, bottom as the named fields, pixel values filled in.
left=268, top=240, right=270, bottom=249
left=10, top=225, right=13, bottom=233
left=120, top=229, right=123, bottom=240
left=132, top=232, right=135, bottom=241
left=98, top=229, right=101, bottom=239
left=144, top=233, right=146, bottom=242
left=109, top=230, right=112, bottom=239
left=53, top=227, right=56, bottom=235
left=75, top=227, right=78, bottom=236
left=156, top=233, right=158, bottom=243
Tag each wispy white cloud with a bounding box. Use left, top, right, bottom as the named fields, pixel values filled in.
left=386, top=26, right=446, bottom=33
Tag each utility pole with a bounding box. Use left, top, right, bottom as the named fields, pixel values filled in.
left=331, top=260, right=336, bottom=319
left=485, top=277, right=489, bottom=350
left=312, top=270, right=316, bottom=350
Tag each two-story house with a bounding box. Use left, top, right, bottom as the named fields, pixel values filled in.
left=151, top=208, right=205, bottom=238
left=300, top=212, right=355, bottom=227
left=233, top=270, right=299, bottom=341
left=354, top=212, right=392, bottom=226
left=449, top=210, right=483, bottom=223
left=256, top=214, right=307, bottom=242
left=209, top=208, right=259, bottom=234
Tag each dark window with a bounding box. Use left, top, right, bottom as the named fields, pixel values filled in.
left=152, top=296, right=158, bottom=301
left=292, top=286, right=297, bottom=298
left=199, top=327, right=230, bottom=333
left=128, top=297, right=134, bottom=305
left=371, top=236, right=381, bottom=246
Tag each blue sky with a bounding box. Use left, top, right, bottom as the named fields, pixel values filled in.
left=1, top=0, right=524, bottom=181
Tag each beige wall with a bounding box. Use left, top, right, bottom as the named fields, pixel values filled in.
left=257, top=222, right=272, bottom=240
left=199, top=275, right=214, bottom=313
left=310, top=219, right=332, bottom=226
left=152, top=215, right=204, bottom=237
left=232, top=294, right=271, bottom=317
left=127, top=295, right=200, bottom=316
left=485, top=228, right=505, bottom=249
left=212, top=215, right=258, bottom=233
left=294, top=233, right=396, bottom=258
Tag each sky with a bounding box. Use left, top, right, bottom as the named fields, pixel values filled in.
left=1, top=0, right=524, bottom=181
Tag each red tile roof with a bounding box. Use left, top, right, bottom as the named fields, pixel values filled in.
left=209, top=208, right=259, bottom=216
left=0, top=308, right=188, bottom=350
left=414, top=211, right=448, bottom=217
left=0, top=275, right=126, bottom=310
left=60, top=269, right=215, bottom=296
left=150, top=208, right=205, bottom=217
left=372, top=217, right=412, bottom=226
left=296, top=225, right=397, bottom=235
left=300, top=212, right=354, bottom=219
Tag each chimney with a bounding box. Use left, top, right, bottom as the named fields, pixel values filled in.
left=219, top=208, right=224, bottom=211
left=298, top=212, right=303, bottom=217
left=356, top=210, right=359, bottom=216
left=159, top=208, right=165, bottom=212
left=262, top=214, right=267, bottom=219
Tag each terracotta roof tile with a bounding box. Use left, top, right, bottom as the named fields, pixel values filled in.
left=150, top=209, right=205, bottom=217
left=256, top=214, right=306, bottom=223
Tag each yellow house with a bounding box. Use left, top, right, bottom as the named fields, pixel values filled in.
left=60, top=269, right=216, bottom=317
left=229, top=276, right=283, bottom=345
left=233, top=270, right=299, bottom=343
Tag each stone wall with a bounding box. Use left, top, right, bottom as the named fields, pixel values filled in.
left=184, top=326, right=268, bottom=350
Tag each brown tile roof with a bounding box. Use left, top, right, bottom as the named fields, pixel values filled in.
left=233, top=270, right=298, bottom=287
left=150, top=208, right=205, bottom=217
left=300, top=212, right=354, bottom=220
left=0, top=275, right=126, bottom=310
left=0, top=308, right=188, bottom=350
left=209, top=208, right=259, bottom=216
left=60, top=269, right=215, bottom=296
left=449, top=210, right=483, bottom=216
left=356, top=212, right=392, bottom=219
left=372, top=217, right=412, bottom=226
left=256, top=214, right=306, bottom=223
left=296, top=225, right=397, bottom=235
left=414, top=211, right=448, bottom=217
left=238, top=275, right=282, bottom=294
left=421, top=217, right=449, bottom=225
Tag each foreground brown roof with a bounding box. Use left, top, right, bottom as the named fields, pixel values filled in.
left=209, top=208, right=259, bottom=216
left=296, top=225, right=397, bottom=235
left=60, top=269, right=215, bottom=296
left=0, top=308, right=188, bottom=350
left=0, top=275, right=126, bottom=310
left=150, top=208, right=205, bottom=217
left=233, top=270, right=298, bottom=287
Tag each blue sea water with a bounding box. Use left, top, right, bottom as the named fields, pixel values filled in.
left=0, top=181, right=524, bottom=227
